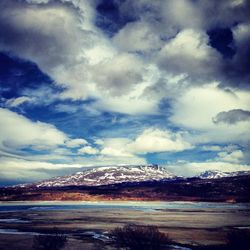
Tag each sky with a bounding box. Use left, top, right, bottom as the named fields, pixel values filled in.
left=0, top=0, right=250, bottom=186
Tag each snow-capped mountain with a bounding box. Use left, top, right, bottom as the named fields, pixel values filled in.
left=198, top=170, right=250, bottom=179
left=18, top=166, right=250, bottom=188
left=27, top=165, right=177, bottom=188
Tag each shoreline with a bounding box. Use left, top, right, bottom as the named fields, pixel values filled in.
left=0, top=199, right=245, bottom=203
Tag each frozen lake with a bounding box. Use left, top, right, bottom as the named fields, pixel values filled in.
left=1, top=200, right=249, bottom=212
left=0, top=201, right=250, bottom=248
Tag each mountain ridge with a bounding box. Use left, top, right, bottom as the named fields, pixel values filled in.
left=17, top=165, right=250, bottom=188
left=197, top=169, right=250, bottom=179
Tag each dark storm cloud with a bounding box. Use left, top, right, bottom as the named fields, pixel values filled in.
left=213, top=109, right=250, bottom=124
left=219, top=25, right=250, bottom=90
left=207, top=28, right=236, bottom=59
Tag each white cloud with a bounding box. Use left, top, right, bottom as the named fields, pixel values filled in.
left=83, top=154, right=146, bottom=166
left=92, top=53, right=144, bottom=96
left=165, top=160, right=250, bottom=177
left=161, top=0, right=203, bottom=30
left=127, top=128, right=192, bottom=154
left=94, top=139, right=104, bottom=145
left=65, top=138, right=88, bottom=148
left=0, top=157, right=82, bottom=182
left=113, top=21, right=162, bottom=52
left=0, top=0, right=102, bottom=102
left=5, top=96, right=35, bottom=107
left=78, top=146, right=99, bottom=155
left=98, top=128, right=192, bottom=157
left=0, top=0, right=163, bottom=116
left=0, top=108, right=67, bottom=150
left=201, top=144, right=241, bottom=153
left=92, top=64, right=161, bottom=115
left=233, top=23, right=250, bottom=43
left=121, top=0, right=249, bottom=33
left=217, top=150, right=244, bottom=163
left=100, top=138, right=133, bottom=157
left=0, top=157, right=81, bottom=170
left=93, top=94, right=158, bottom=115
left=100, top=147, right=132, bottom=157
left=202, top=145, right=222, bottom=151
left=170, top=84, right=250, bottom=143
left=157, top=29, right=220, bottom=82
left=230, top=0, right=246, bottom=7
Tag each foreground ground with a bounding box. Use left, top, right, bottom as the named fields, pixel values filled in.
left=0, top=202, right=249, bottom=249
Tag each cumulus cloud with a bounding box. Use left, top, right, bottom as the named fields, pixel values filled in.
left=0, top=0, right=102, bottom=101
left=0, top=0, right=86, bottom=70
left=165, top=160, right=250, bottom=177
left=113, top=20, right=163, bottom=52
left=100, top=138, right=134, bottom=157
left=0, top=157, right=81, bottom=171
left=127, top=128, right=192, bottom=154
left=217, top=150, right=244, bottom=163
left=0, top=107, right=88, bottom=165
left=98, top=128, right=192, bottom=157
left=0, top=0, right=161, bottom=115
left=0, top=0, right=250, bottom=183
left=91, top=63, right=160, bottom=115
left=0, top=108, right=67, bottom=150
left=170, top=84, right=250, bottom=143
left=93, top=93, right=158, bottom=115
left=65, top=138, right=88, bottom=148
left=78, top=146, right=99, bottom=155
left=1, top=0, right=249, bottom=113
left=0, top=157, right=82, bottom=182
left=119, top=0, right=250, bottom=90
left=120, top=0, right=250, bottom=33
left=157, top=29, right=220, bottom=83
left=92, top=53, right=144, bottom=96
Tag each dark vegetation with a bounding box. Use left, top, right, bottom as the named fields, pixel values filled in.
left=226, top=229, right=250, bottom=250
left=1, top=175, right=250, bottom=202
left=110, top=224, right=172, bottom=250
left=32, top=228, right=67, bottom=250
left=109, top=226, right=250, bottom=250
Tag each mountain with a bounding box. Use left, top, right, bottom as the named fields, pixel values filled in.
left=16, top=166, right=250, bottom=189
left=198, top=170, right=250, bottom=179
left=3, top=166, right=250, bottom=202
left=4, top=172, right=250, bottom=202
left=25, top=165, right=177, bottom=188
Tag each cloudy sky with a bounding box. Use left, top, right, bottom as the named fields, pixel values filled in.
left=0, top=0, right=250, bottom=185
